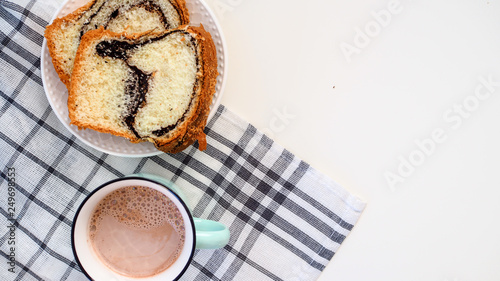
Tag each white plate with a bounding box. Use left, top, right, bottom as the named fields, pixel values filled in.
left=41, top=0, right=227, bottom=157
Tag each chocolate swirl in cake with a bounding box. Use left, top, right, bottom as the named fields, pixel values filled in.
left=95, top=30, right=200, bottom=138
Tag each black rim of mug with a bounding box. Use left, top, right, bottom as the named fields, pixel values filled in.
left=71, top=177, right=197, bottom=281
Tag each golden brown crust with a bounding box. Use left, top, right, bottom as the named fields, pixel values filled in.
left=69, top=25, right=218, bottom=154
left=44, top=0, right=191, bottom=89
left=170, top=0, right=190, bottom=26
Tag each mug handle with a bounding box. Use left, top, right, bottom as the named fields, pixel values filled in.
left=194, top=218, right=230, bottom=249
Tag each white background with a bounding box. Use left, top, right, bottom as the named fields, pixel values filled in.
left=206, top=0, right=500, bottom=280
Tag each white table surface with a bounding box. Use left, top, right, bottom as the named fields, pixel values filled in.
left=205, top=0, right=500, bottom=280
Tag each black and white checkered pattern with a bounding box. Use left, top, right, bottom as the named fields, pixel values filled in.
left=0, top=1, right=365, bottom=280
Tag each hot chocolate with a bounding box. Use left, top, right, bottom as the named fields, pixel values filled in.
left=88, top=186, right=185, bottom=278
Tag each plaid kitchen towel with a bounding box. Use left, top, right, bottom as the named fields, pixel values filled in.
left=0, top=0, right=365, bottom=280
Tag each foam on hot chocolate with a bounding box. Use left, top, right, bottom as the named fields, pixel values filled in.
left=89, top=185, right=186, bottom=278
